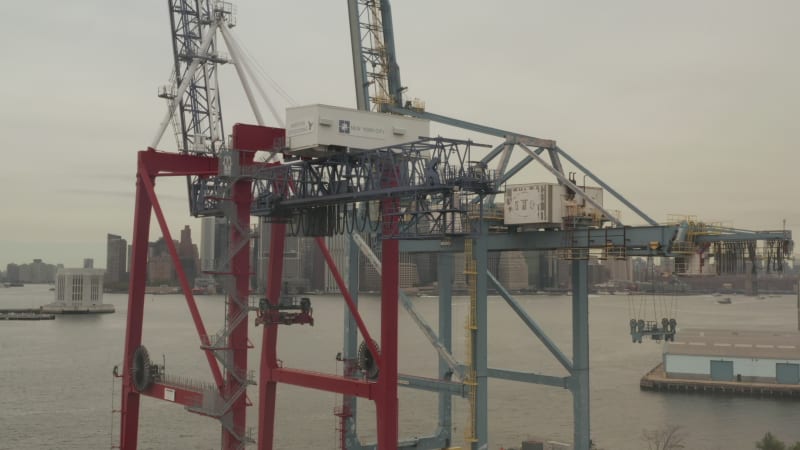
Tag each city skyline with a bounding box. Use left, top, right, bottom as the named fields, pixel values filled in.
left=2, top=1, right=798, bottom=269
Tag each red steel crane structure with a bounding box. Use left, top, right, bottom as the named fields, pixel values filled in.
left=117, top=2, right=445, bottom=448
left=117, top=2, right=794, bottom=450
left=119, top=126, right=496, bottom=450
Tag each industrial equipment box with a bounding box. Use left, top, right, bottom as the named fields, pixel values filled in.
left=503, top=182, right=603, bottom=226
left=285, top=104, right=430, bottom=156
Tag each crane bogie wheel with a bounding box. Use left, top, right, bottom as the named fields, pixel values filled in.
left=357, top=340, right=380, bottom=380
left=131, top=345, right=154, bottom=392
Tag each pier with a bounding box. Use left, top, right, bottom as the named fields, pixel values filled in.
left=641, top=363, right=800, bottom=399
left=0, top=309, right=56, bottom=321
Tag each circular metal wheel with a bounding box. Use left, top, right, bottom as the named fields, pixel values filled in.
left=131, top=345, right=153, bottom=392
left=357, top=340, right=380, bottom=380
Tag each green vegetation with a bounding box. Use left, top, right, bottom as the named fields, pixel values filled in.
left=756, top=432, right=800, bottom=450
left=642, top=424, right=686, bottom=450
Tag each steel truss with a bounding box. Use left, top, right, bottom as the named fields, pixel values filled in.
left=120, top=150, right=233, bottom=449
left=163, top=0, right=232, bottom=154
left=246, top=137, right=497, bottom=239
left=344, top=4, right=793, bottom=449
left=121, top=2, right=796, bottom=450
left=347, top=0, right=403, bottom=111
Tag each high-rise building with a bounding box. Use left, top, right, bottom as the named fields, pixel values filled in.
left=16, top=259, right=59, bottom=284
left=258, top=219, right=310, bottom=294
left=147, top=237, right=175, bottom=284
left=200, top=217, right=216, bottom=272
left=496, top=251, right=529, bottom=291
left=83, top=258, right=94, bottom=269
left=6, top=263, right=20, bottom=283
left=106, top=234, right=128, bottom=285
left=200, top=216, right=231, bottom=274
left=177, top=225, right=201, bottom=286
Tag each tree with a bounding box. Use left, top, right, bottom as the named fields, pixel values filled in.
left=756, top=432, right=786, bottom=450
left=642, top=424, right=686, bottom=450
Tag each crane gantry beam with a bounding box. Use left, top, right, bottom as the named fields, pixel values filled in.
left=247, top=138, right=497, bottom=239
left=120, top=2, right=795, bottom=450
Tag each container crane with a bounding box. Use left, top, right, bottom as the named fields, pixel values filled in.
left=121, top=2, right=260, bottom=450
left=345, top=2, right=794, bottom=450
left=116, top=3, right=794, bottom=450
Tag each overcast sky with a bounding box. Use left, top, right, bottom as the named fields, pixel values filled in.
left=1, top=1, right=798, bottom=270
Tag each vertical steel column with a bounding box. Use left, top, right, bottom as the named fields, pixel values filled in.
left=119, top=164, right=153, bottom=450
left=437, top=253, right=454, bottom=441
left=474, top=211, right=489, bottom=450
left=347, top=0, right=370, bottom=110
left=571, top=260, right=590, bottom=450
left=377, top=238, right=399, bottom=449
left=224, top=150, right=254, bottom=449
left=378, top=0, right=403, bottom=108
left=258, top=220, right=286, bottom=450
left=376, top=161, right=400, bottom=449
left=349, top=1, right=372, bottom=439
left=344, top=236, right=360, bottom=449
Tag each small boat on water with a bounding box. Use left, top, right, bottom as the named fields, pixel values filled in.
left=717, top=297, right=732, bottom=304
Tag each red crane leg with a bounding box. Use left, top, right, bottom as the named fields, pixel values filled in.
left=119, top=166, right=154, bottom=450
left=314, top=237, right=380, bottom=367
left=223, top=151, right=254, bottom=449
left=377, top=192, right=400, bottom=450
left=258, top=221, right=286, bottom=450
left=137, top=159, right=224, bottom=388
left=376, top=237, right=399, bottom=450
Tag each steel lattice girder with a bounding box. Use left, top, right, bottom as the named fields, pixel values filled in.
left=247, top=137, right=496, bottom=213
left=400, top=225, right=677, bottom=255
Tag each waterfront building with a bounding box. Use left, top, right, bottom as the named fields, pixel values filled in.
left=603, top=258, right=632, bottom=283
left=147, top=238, right=176, bottom=284
left=106, top=234, right=127, bottom=285
left=200, top=217, right=218, bottom=272
left=361, top=253, right=418, bottom=292
left=177, top=225, right=201, bottom=286
left=200, top=217, right=230, bottom=273
left=664, top=329, right=800, bottom=384
left=6, top=263, right=20, bottom=283
left=497, top=251, right=529, bottom=291
left=302, top=237, right=326, bottom=292
left=12, top=259, right=59, bottom=284
left=42, top=268, right=115, bottom=313
left=322, top=234, right=349, bottom=293
left=258, top=219, right=312, bottom=294
left=83, top=258, right=94, bottom=269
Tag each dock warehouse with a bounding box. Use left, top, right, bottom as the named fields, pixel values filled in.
left=664, top=329, right=800, bottom=384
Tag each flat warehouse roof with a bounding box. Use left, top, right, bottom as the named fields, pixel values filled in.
left=665, top=329, right=800, bottom=360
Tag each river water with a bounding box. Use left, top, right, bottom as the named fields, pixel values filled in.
left=2, top=284, right=799, bottom=450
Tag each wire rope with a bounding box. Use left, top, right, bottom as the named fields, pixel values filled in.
left=226, top=26, right=298, bottom=107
